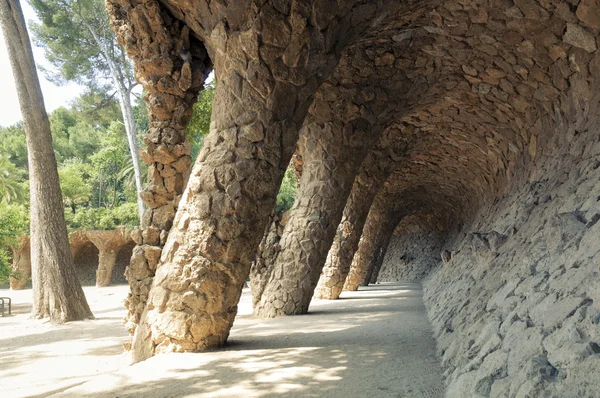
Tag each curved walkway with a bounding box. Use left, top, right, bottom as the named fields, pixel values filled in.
left=1, top=283, right=445, bottom=397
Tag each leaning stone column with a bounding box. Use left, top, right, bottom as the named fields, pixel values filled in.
left=314, top=151, right=390, bottom=299
left=344, top=196, right=401, bottom=291
left=249, top=210, right=288, bottom=307
left=361, top=217, right=399, bottom=286
left=107, top=0, right=211, bottom=336
left=249, top=154, right=301, bottom=307
left=253, top=81, right=388, bottom=317
left=127, top=2, right=375, bottom=361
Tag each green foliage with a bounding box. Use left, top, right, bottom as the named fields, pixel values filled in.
left=0, top=249, right=11, bottom=285
left=50, top=106, right=102, bottom=162
left=132, top=97, right=149, bottom=133
left=30, top=0, right=132, bottom=92
left=0, top=203, right=29, bottom=248
left=0, top=156, right=26, bottom=203
left=59, top=160, right=92, bottom=212
left=187, top=81, right=216, bottom=161
left=64, top=202, right=138, bottom=230
left=276, top=168, right=297, bottom=212
left=71, top=90, right=122, bottom=128
left=90, top=121, right=142, bottom=207
left=0, top=123, right=27, bottom=169
left=1, top=99, right=142, bottom=231
left=1, top=0, right=147, bottom=236
left=0, top=203, right=29, bottom=284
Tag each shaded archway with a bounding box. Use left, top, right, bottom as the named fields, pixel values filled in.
left=72, top=241, right=100, bottom=287
left=111, top=241, right=135, bottom=285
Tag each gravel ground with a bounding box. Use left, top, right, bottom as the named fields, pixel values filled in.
left=1, top=282, right=445, bottom=397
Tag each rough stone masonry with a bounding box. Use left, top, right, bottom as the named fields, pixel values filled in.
left=107, top=0, right=600, bottom=395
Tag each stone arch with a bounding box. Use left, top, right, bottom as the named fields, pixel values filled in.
left=72, top=239, right=100, bottom=287
left=111, top=241, right=136, bottom=285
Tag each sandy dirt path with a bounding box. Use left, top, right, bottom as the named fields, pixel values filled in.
left=1, top=283, right=445, bottom=397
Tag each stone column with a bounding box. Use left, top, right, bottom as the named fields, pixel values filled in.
left=107, top=0, right=211, bottom=336
left=344, top=196, right=401, bottom=291
left=253, top=104, right=385, bottom=316
left=9, top=237, right=30, bottom=290
left=361, top=218, right=399, bottom=286
left=314, top=151, right=390, bottom=299
left=86, top=229, right=133, bottom=287
left=249, top=210, right=288, bottom=307
left=249, top=154, right=301, bottom=307
left=127, top=2, right=376, bottom=361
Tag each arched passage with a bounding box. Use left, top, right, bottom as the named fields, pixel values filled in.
left=72, top=241, right=100, bottom=287
left=106, top=1, right=600, bottom=394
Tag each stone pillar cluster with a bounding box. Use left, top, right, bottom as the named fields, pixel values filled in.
left=106, top=5, right=600, bottom=391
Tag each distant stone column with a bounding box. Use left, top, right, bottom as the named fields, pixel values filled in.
left=362, top=221, right=398, bottom=286
left=249, top=210, right=289, bottom=307
left=253, top=78, right=390, bottom=317
left=344, top=197, right=402, bottom=291
left=9, top=237, right=30, bottom=290
left=86, top=229, right=133, bottom=287
left=314, top=152, right=390, bottom=299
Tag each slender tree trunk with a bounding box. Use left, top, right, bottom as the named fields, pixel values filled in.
left=85, top=21, right=145, bottom=222
left=0, top=0, right=93, bottom=322
left=116, top=84, right=144, bottom=221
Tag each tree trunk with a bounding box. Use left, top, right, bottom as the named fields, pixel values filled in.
left=116, top=84, right=144, bottom=221
left=314, top=152, right=391, bottom=299
left=0, top=0, right=93, bottom=322
left=85, top=21, right=145, bottom=222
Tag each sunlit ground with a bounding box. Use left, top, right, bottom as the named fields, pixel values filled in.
left=1, top=282, right=445, bottom=397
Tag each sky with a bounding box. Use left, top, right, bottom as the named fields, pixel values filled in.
left=0, top=1, right=84, bottom=127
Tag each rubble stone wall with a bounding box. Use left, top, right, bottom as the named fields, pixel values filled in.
left=423, top=127, right=600, bottom=397
left=377, top=216, right=445, bottom=283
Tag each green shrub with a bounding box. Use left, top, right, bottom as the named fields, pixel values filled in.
left=0, top=249, right=12, bottom=285
left=0, top=203, right=29, bottom=284
left=65, top=202, right=139, bottom=230
left=276, top=168, right=297, bottom=212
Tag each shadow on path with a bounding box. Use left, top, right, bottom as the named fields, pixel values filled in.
left=53, top=283, right=445, bottom=398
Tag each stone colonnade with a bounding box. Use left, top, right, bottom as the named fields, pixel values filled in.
left=105, top=0, right=600, bottom=371
left=9, top=228, right=134, bottom=289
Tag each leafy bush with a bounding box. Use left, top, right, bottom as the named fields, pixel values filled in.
left=64, top=202, right=139, bottom=230
left=276, top=168, right=297, bottom=212
left=0, top=203, right=29, bottom=284
left=0, top=249, right=11, bottom=285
